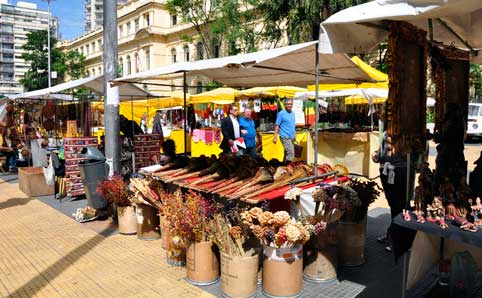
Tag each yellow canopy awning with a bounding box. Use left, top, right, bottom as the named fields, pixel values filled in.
left=308, top=56, right=388, bottom=91
left=236, top=86, right=307, bottom=99
left=345, top=96, right=386, bottom=105
left=190, top=87, right=237, bottom=104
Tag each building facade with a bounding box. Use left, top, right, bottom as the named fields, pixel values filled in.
left=0, top=0, right=59, bottom=97
left=60, top=0, right=282, bottom=97
left=84, top=0, right=128, bottom=33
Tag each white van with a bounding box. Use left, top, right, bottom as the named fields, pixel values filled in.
left=467, top=103, right=482, bottom=138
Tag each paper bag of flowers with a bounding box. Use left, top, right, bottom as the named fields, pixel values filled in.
left=241, top=207, right=310, bottom=297
left=97, top=175, right=137, bottom=234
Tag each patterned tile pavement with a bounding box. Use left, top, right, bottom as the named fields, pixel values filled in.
left=0, top=173, right=214, bottom=298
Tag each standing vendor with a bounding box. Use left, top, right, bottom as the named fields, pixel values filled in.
left=0, top=125, right=17, bottom=172
left=239, top=108, right=257, bottom=158
left=273, top=99, right=295, bottom=163
left=220, top=104, right=242, bottom=155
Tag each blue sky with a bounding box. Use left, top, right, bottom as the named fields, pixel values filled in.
left=13, top=0, right=84, bottom=40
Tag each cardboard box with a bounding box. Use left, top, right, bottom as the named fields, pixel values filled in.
left=19, top=167, right=55, bottom=197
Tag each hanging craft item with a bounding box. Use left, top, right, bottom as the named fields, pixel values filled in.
left=429, top=45, right=470, bottom=134
left=214, top=129, right=221, bottom=144
left=386, top=21, right=428, bottom=154
left=41, top=101, right=56, bottom=132
left=204, top=129, right=213, bottom=145
left=66, top=120, right=78, bottom=137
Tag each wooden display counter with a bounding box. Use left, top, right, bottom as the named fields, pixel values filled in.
left=306, top=131, right=380, bottom=178
left=261, top=131, right=309, bottom=162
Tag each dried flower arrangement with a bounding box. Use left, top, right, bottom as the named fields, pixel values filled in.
left=310, top=184, right=360, bottom=225
left=161, top=189, right=217, bottom=244
left=96, top=175, right=131, bottom=207
left=341, top=179, right=381, bottom=222
left=208, top=203, right=259, bottom=257
left=240, top=207, right=310, bottom=248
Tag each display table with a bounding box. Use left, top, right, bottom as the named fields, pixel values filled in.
left=306, top=131, right=380, bottom=178
left=191, top=129, right=223, bottom=158
left=392, top=214, right=482, bottom=292
left=165, top=130, right=191, bottom=154
left=261, top=131, right=308, bottom=162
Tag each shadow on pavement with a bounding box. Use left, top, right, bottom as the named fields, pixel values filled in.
left=0, top=197, right=34, bottom=210
left=6, top=227, right=110, bottom=298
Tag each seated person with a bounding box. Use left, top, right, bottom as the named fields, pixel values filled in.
left=0, top=125, right=17, bottom=172
left=159, top=139, right=176, bottom=165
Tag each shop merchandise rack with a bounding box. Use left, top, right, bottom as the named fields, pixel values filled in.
left=64, top=137, right=98, bottom=197
left=133, top=134, right=161, bottom=171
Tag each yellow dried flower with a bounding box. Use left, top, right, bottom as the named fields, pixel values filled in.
left=298, top=227, right=310, bottom=244
left=249, top=207, right=263, bottom=219
left=259, top=211, right=274, bottom=226
left=273, top=211, right=291, bottom=227
left=229, top=226, right=242, bottom=239
left=240, top=211, right=253, bottom=225
left=251, top=225, right=265, bottom=239
left=285, top=224, right=301, bottom=242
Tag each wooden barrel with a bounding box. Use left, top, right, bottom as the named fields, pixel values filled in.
left=336, top=219, right=367, bottom=267
left=221, top=252, right=259, bottom=298
left=262, top=245, right=303, bottom=298
left=117, top=206, right=137, bottom=235
left=303, top=232, right=337, bottom=283
left=136, top=204, right=160, bottom=240
left=186, top=241, right=220, bottom=285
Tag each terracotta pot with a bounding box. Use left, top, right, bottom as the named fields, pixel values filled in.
left=186, top=241, right=219, bottom=285
left=262, top=245, right=303, bottom=298
left=221, top=252, right=259, bottom=298
left=117, top=205, right=137, bottom=235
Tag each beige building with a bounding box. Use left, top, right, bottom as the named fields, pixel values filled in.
left=58, top=0, right=242, bottom=96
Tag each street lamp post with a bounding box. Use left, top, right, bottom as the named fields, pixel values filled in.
left=43, top=0, right=54, bottom=88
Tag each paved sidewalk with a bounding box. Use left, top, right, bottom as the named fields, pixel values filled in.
left=0, top=174, right=213, bottom=298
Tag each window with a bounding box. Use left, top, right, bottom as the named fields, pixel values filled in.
left=144, top=13, right=150, bottom=26
left=127, top=56, right=132, bottom=75
left=213, top=41, right=220, bottom=58
left=134, top=54, right=139, bottom=72
left=171, top=14, right=177, bottom=26
left=92, top=68, right=96, bottom=75
left=171, top=48, right=177, bottom=63
left=98, top=67, right=102, bottom=74
left=196, top=43, right=204, bottom=60
left=145, top=48, right=150, bottom=70
left=183, top=45, right=189, bottom=62
left=86, top=44, right=90, bottom=55
left=98, top=39, right=102, bottom=50
left=119, top=58, right=124, bottom=75
left=196, top=82, right=203, bottom=94
left=127, top=22, right=131, bottom=35
left=119, top=25, right=123, bottom=37
left=92, top=42, right=95, bottom=53
left=135, top=18, right=139, bottom=32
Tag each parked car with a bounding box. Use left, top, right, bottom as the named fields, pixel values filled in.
left=467, top=103, right=482, bottom=138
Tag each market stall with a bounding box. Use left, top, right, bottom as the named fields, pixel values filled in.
left=319, top=1, right=482, bottom=297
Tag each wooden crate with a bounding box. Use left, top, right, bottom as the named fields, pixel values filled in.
left=19, top=167, right=54, bottom=197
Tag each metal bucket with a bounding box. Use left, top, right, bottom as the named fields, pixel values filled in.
left=336, top=218, right=367, bottom=267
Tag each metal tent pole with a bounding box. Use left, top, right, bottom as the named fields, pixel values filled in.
left=183, top=72, right=187, bottom=156
left=103, top=0, right=120, bottom=177
left=314, top=44, right=320, bottom=176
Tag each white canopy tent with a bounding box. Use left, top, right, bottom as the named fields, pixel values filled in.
left=114, top=40, right=376, bottom=164
left=295, top=88, right=388, bottom=103
left=318, top=0, right=482, bottom=62
left=10, top=75, right=154, bottom=100
left=113, top=41, right=375, bottom=87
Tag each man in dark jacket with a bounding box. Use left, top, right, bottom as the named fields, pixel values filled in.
left=220, top=104, right=242, bottom=155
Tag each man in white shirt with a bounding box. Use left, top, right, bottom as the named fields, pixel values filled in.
left=220, top=104, right=242, bottom=155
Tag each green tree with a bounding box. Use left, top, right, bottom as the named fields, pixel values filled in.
left=470, top=64, right=481, bottom=101
left=256, top=0, right=368, bottom=45
left=166, top=0, right=261, bottom=58
left=20, top=30, right=86, bottom=91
